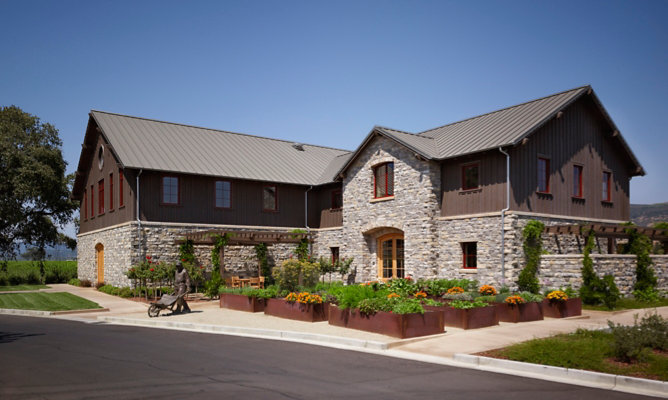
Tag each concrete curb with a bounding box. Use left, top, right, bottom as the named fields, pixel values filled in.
left=0, top=308, right=109, bottom=317
left=97, top=316, right=390, bottom=350
left=452, top=354, right=668, bottom=398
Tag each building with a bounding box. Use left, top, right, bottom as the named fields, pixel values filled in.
left=73, top=85, right=661, bottom=292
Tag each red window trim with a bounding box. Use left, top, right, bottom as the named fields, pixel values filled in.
left=461, top=163, right=480, bottom=191
left=118, top=169, right=124, bottom=207
left=83, top=190, right=87, bottom=221
left=573, top=165, right=584, bottom=198
left=461, top=242, right=477, bottom=269
left=373, top=162, right=394, bottom=199
left=90, top=185, right=94, bottom=218
left=214, top=180, right=232, bottom=209
left=537, top=157, right=550, bottom=194
left=262, top=185, right=278, bottom=212
left=331, top=189, right=342, bottom=209
left=160, top=175, right=180, bottom=206
left=98, top=179, right=105, bottom=215
left=602, top=171, right=612, bottom=202
left=109, top=173, right=114, bottom=211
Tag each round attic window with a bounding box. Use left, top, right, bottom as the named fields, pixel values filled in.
left=98, top=146, right=104, bottom=170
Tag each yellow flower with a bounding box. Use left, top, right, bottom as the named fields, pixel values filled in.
left=547, top=290, right=568, bottom=301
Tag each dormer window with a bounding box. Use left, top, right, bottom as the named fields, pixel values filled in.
left=374, top=162, right=394, bottom=199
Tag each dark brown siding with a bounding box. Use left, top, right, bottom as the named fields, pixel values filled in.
left=79, top=133, right=135, bottom=234
left=441, top=96, right=632, bottom=221
left=440, top=151, right=507, bottom=216
left=137, top=171, right=313, bottom=227
left=307, top=183, right=343, bottom=228
left=509, top=96, right=631, bottom=220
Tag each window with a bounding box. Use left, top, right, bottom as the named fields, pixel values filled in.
left=378, top=234, right=404, bottom=279
left=537, top=157, right=550, bottom=193
left=263, top=185, right=277, bottom=211
left=215, top=180, right=231, bottom=208
left=83, top=190, right=87, bottom=221
left=602, top=171, right=612, bottom=202
left=573, top=165, right=583, bottom=198
left=118, top=169, right=124, bottom=207
left=462, top=242, right=477, bottom=269
left=331, top=247, right=340, bottom=264
left=331, top=190, right=342, bottom=209
left=109, top=173, right=114, bottom=210
left=373, top=162, right=394, bottom=198
left=462, top=163, right=479, bottom=190
left=162, top=176, right=179, bottom=205
left=98, top=179, right=104, bottom=214
left=90, top=185, right=94, bottom=218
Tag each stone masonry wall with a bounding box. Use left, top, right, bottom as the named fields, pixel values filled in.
left=341, top=135, right=441, bottom=283
left=78, top=222, right=299, bottom=287
left=539, top=254, right=668, bottom=295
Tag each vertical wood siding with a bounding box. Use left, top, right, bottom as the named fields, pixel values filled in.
left=441, top=96, right=632, bottom=221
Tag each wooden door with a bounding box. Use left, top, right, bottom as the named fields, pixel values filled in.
left=95, top=243, right=104, bottom=284
left=377, top=234, right=404, bottom=279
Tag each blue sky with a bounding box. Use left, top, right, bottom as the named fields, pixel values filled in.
left=2, top=1, right=667, bottom=218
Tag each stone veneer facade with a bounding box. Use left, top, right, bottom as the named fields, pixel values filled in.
left=78, top=221, right=299, bottom=287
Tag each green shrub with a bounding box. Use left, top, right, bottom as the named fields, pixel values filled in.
left=204, top=269, right=223, bottom=299
left=68, top=278, right=81, bottom=286
left=272, top=259, right=320, bottom=292
left=517, top=220, right=544, bottom=294
left=336, top=284, right=386, bottom=310
left=357, top=296, right=424, bottom=315
left=0, top=272, right=8, bottom=286
left=622, top=224, right=657, bottom=292
left=118, top=287, right=133, bottom=298
left=159, top=286, right=175, bottom=295
left=608, top=313, right=668, bottom=363
left=580, top=234, right=620, bottom=309
left=449, top=299, right=489, bottom=309
left=42, top=261, right=77, bottom=283
left=633, top=288, right=661, bottom=302
left=519, top=291, right=544, bottom=303
left=386, top=277, right=417, bottom=296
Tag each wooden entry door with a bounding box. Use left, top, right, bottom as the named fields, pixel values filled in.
left=95, top=243, right=104, bottom=284
left=377, top=234, right=404, bottom=279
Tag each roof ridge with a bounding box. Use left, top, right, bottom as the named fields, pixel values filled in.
left=375, top=125, right=417, bottom=136
left=417, top=85, right=590, bottom=136
left=90, top=109, right=352, bottom=153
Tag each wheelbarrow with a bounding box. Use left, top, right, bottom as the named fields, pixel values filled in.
left=148, top=293, right=182, bottom=317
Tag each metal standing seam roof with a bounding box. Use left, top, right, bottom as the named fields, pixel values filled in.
left=90, top=111, right=352, bottom=186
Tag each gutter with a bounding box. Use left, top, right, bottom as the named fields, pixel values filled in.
left=305, top=185, right=313, bottom=254
left=498, top=147, right=510, bottom=285
left=136, top=169, right=143, bottom=262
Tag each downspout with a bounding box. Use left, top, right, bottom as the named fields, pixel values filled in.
left=136, top=169, right=143, bottom=263
left=498, top=147, right=510, bottom=285
left=305, top=185, right=313, bottom=255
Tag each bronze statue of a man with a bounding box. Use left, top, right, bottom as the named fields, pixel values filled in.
left=174, top=262, right=191, bottom=313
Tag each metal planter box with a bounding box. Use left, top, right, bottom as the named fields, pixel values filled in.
left=442, top=306, right=499, bottom=329
left=220, top=293, right=265, bottom=312
left=328, top=305, right=444, bottom=339
left=494, top=302, right=544, bottom=323
left=264, top=298, right=327, bottom=322
left=541, top=298, right=582, bottom=318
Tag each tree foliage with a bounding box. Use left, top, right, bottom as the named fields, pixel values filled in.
left=0, top=106, right=78, bottom=258
left=579, top=233, right=620, bottom=309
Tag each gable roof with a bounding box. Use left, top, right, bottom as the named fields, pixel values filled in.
left=336, top=85, right=645, bottom=178
left=80, top=111, right=351, bottom=188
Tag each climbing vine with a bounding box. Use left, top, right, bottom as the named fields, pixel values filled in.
left=291, top=229, right=309, bottom=261
left=254, top=242, right=274, bottom=285
left=622, top=223, right=657, bottom=292
left=179, top=239, right=195, bottom=264
left=211, top=233, right=230, bottom=269
left=580, top=231, right=620, bottom=309
left=517, top=220, right=544, bottom=294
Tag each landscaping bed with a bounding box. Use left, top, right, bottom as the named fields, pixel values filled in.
left=442, top=304, right=498, bottom=329
left=328, top=304, right=444, bottom=338
left=220, top=293, right=265, bottom=312
left=0, top=292, right=102, bottom=311
left=494, top=301, right=543, bottom=323
left=264, top=298, right=327, bottom=322
left=542, top=298, right=582, bottom=318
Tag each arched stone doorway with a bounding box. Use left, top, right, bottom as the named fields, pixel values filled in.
left=362, top=227, right=405, bottom=280
left=95, top=243, right=104, bottom=284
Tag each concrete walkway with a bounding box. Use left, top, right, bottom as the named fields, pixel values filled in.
left=2, top=284, right=667, bottom=398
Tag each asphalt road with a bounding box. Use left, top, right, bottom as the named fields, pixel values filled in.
left=0, top=315, right=658, bottom=400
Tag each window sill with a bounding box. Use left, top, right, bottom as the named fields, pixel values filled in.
left=536, top=191, right=552, bottom=197
left=459, top=188, right=482, bottom=194
left=571, top=196, right=585, bottom=202
left=601, top=200, right=613, bottom=205
left=370, top=196, right=394, bottom=203
left=459, top=268, right=478, bottom=274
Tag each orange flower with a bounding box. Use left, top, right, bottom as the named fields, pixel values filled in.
left=414, top=291, right=427, bottom=299
left=387, top=293, right=400, bottom=299
left=547, top=290, right=568, bottom=301
left=479, top=285, right=497, bottom=296
left=504, top=295, right=525, bottom=305
left=447, top=286, right=464, bottom=294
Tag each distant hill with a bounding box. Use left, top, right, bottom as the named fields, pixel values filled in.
left=630, top=202, right=668, bottom=227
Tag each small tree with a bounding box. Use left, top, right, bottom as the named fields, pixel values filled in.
left=254, top=243, right=273, bottom=285
left=580, top=233, right=620, bottom=309
left=517, top=220, right=543, bottom=294
left=622, top=225, right=657, bottom=292
left=272, top=258, right=320, bottom=291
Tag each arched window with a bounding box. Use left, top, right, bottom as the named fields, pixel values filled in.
left=377, top=233, right=404, bottom=279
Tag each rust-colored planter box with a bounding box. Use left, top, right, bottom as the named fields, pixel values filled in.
left=220, top=293, right=265, bottom=312
left=442, top=306, right=498, bottom=329
left=264, top=299, right=327, bottom=322
left=542, top=298, right=582, bottom=318
left=328, top=305, right=444, bottom=339
left=494, top=302, right=543, bottom=323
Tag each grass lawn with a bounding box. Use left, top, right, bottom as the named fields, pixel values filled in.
left=481, top=329, right=668, bottom=381
left=0, top=284, right=50, bottom=292
left=0, top=292, right=102, bottom=311
left=583, top=297, right=668, bottom=311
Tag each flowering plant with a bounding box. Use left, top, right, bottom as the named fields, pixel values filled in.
left=504, top=295, right=525, bottom=305
left=297, top=292, right=323, bottom=304
left=414, top=291, right=427, bottom=299
left=547, top=290, right=568, bottom=302
left=479, top=285, right=497, bottom=296
left=284, top=292, right=299, bottom=302
left=387, top=292, right=400, bottom=299
left=447, top=286, right=464, bottom=294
